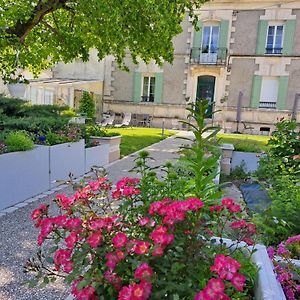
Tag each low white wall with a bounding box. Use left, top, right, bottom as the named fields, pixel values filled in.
left=231, top=151, right=261, bottom=172
left=49, top=139, right=85, bottom=187
left=0, top=146, right=50, bottom=210
left=0, top=140, right=111, bottom=210
left=85, top=144, right=109, bottom=173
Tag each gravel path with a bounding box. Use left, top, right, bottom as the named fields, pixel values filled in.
left=0, top=132, right=192, bottom=300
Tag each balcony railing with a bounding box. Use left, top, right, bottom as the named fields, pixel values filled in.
left=265, top=47, right=283, bottom=55
left=259, top=101, right=277, bottom=109
left=190, top=47, right=227, bottom=65
left=141, top=95, right=154, bottom=102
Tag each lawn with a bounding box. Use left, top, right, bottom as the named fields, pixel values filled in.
left=106, top=127, right=175, bottom=157
left=217, top=133, right=270, bottom=153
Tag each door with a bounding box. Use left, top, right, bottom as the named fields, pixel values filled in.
left=196, top=76, right=216, bottom=118
left=201, top=26, right=219, bottom=63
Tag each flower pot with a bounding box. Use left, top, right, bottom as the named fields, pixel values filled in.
left=90, top=136, right=121, bottom=163
left=85, top=144, right=110, bottom=172
left=7, top=83, right=28, bottom=98
left=0, top=146, right=50, bottom=210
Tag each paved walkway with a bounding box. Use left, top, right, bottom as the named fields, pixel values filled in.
left=0, top=132, right=193, bottom=300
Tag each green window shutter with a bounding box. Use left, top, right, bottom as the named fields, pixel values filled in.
left=154, top=73, right=163, bottom=104
left=256, top=20, right=268, bottom=55
left=250, top=75, right=262, bottom=108
left=133, top=71, right=142, bottom=103
left=191, top=21, right=203, bottom=59
left=218, top=20, right=229, bottom=60
left=283, top=20, right=296, bottom=55
left=277, top=76, right=289, bottom=110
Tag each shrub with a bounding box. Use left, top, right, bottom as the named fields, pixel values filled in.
left=26, top=178, right=257, bottom=300
left=42, top=125, right=83, bottom=146
left=1, top=116, right=69, bottom=136
left=18, top=104, right=69, bottom=118
left=79, top=91, right=95, bottom=120
left=5, top=131, right=34, bottom=152
left=0, top=96, right=26, bottom=116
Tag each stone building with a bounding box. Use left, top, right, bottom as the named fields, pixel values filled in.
left=104, top=0, right=300, bottom=133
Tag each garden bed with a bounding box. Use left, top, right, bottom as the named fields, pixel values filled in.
left=0, top=140, right=110, bottom=210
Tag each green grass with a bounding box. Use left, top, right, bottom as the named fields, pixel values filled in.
left=217, top=133, right=270, bottom=153
left=106, top=127, right=175, bottom=157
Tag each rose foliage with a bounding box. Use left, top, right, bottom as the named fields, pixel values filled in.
left=27, top=175, right=258, bottom=300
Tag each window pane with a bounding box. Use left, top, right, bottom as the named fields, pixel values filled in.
left=202, top=27, right=210, bottom=52
left=275, top=26, right=283, bottom=48
left=143, top=77, right=149, bottom=96
left=210, top=26, right=219, bottom=52
left=149, top=77, right=155, bottom=96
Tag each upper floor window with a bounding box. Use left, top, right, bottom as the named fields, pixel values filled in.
left=142, top=76, right=155, bottom=102
left=202, top=25, right=220, bottom=54
left=266, top=25, right=284, bottom=54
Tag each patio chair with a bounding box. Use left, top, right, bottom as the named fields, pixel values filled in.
left=114, top=113, right=132, bottom=128
left=138, top=114, right=152, bottom=127
left=97, top=114, right=115, bottom=127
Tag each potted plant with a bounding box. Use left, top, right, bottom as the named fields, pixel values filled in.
left=3, top=74, right=29, bottom=99
left=86, top=125, right=121, bottom=163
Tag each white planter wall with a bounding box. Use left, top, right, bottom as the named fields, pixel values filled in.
left=85, top=144, right=109, bottom=173
left=0, top=140, right=111, bottom=210
left=213, top=237, right=286, bottom=300
left=0, top=146, right=50, bottom=210
left=49, top=139, right=85, bottom=187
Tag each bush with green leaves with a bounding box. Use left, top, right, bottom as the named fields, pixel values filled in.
left=18, top=104, right=69, bottom=118
left=0, top=96, right=26, bottom=116
left=1, top=117, right=70, bottom=137
left=258, top=119, right=300, bottom=178
left=79, top=92, right=95, bottom=120
left=5, top=131, right=34, bottom=152
left=254, top=119, right=300, bottom=245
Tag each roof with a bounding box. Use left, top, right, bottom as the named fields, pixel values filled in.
left=29, top=78, right=102, bottom=86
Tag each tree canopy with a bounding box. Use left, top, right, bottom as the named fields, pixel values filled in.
left=0, top=0, right=208, bottom=79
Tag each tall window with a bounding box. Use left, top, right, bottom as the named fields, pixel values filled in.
left=260, top=77, right=279, bottom=108
left=266, top=25, right=284, bottom=54
left=202, top=25, right=220, bottom=54
left=142, top=76, right=155, bottom=102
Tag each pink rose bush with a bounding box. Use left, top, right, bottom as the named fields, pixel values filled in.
left=268, top=235, right=300, bottom=300
left=26, top=176, right=258, bottom=299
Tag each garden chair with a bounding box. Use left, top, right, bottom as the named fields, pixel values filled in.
left=138, top=114, right=152, bottom=127
left=114, top=113, right=132, bottom=128
left=97, top=114, right=115, bottom=127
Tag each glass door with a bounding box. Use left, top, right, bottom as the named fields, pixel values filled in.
left=196, top=76, right=216, bottom=118
left=201, top=26, right=219, bottom=63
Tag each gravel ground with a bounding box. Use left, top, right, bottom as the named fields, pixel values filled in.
left=0, top=132, right=192, bottom=300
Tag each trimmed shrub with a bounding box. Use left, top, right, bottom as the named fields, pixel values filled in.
left=79, top=91, right=95, bottom=120
left=5, top=131, right=34, bottom=152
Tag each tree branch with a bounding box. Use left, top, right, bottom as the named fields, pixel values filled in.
left=6, top=0, right=69, bottom=43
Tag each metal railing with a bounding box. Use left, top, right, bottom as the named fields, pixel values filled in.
left=141, top=95, right=154, bottom=102
left=259, top=102, right=277, bottom=109
left=265, top=47, right=283, bottom=55
left=190, top=47, right=227, bottom=65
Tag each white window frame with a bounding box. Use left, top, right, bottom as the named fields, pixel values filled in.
left=142, top=76, right=155, bottom=102
left=265, top=22, right=284, bottom=55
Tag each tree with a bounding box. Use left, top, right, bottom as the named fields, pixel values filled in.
left=0, top=0, right=208, bottom=79
left=79, top=91, right=95, bottom=120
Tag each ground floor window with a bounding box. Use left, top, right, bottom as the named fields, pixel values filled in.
left=142, top=76, right=155, bottom=102
left=260, top=77, right=279, bottom=109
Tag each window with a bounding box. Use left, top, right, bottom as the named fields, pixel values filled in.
left=266, top=25, right=284, bottom=54
left=44, top=89, right=54, bottom=105
left=202, top=25, right=220, bottom=54
left=260, top=77, right=279, bottom=108
left=142, top=76, right=155, bottom=102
